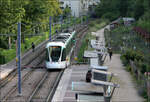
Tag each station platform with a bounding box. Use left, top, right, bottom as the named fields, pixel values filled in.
left=0, top=63, right=16, bottom=80
left=52, top=65, right=90, bottom=102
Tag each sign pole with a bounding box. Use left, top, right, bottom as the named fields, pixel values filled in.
left=49, top=16, right=52, bottom=41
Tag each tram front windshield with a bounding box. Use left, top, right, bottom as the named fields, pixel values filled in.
left=49, top=46, right=61, bottom=62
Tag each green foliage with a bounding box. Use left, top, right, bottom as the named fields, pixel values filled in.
left=105, top=24, right=150, bottom=74
left=122, top=49, right=143, bottom=62
left=95, top=0, right=150, bottom=24
left=136, top=10, right=150, bottom=32
left=0, top=0, right=62, bottom=64
left=77, top=38, right=88, bottom=62
left=0, top=49, right=16, bottom=63
left=62, top=5, right=71, bottom=18
left=0, top=0, right=25, bottom=34
left=0, top=37, right=8, bottom=49
left=101, top=12, right=119, bottom=21
left=88, top=19, right=109, bottom=31
left=134, top=0, right=145, bottom=20
left=126, top=65, right=131, bottom=72
left=96, top=0, right=150, bottom=32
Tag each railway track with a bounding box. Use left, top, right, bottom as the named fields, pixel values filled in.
left=27, top=70, right=63, bottom=102
left=0, top=53, right=45, bottom=101
left=71, top=25, right=89, bottom=63
left=1, top=68, right=63, bottom=102
left=0, top=51, right=45, bottom=89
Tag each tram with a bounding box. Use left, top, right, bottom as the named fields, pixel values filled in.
left=45, top=30, right=76, bottom=69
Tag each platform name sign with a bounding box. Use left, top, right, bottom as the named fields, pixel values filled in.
left=93, top=72, right=107, bottom=81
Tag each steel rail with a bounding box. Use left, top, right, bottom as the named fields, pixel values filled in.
left=0, top=51, right=45, bottom=89
left=27, top=71, right=48, bottom=102
left=1, top=69, right=34, bottom=102
left=46, top=70, right=64, bottom=102
left=0, top=69, right=17, bottom=88
left=1, top=56, right=45, bottom=102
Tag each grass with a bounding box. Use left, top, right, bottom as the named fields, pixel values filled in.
left=0, top=32, right=49, bottom=64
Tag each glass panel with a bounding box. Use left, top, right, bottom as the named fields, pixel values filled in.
left=46, top=49, right=49, bottom=61
left=49, top=46, right=61, bottom=62
left=61, top=48, right=66, bottom=61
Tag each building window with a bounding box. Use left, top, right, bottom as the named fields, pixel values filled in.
left=60, top=1, right=64, bottom=4
left=60, top=7, right=64, bottom=9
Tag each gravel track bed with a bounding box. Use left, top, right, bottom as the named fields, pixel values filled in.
left=6, top=69, right=46, bottom=102
left=0, top=52, right=45, bottom=101
left=31, top=71, right=61, bottom=102
left=0, top=69, right=31, bottom=99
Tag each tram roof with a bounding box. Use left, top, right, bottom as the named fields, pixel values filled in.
left=46, top=31, right=76, bottom=48
left=46, top=41, right=65, bottom=48
left=53, top=34, right=70, bottom=43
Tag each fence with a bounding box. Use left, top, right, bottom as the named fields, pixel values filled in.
left=133, top=26, right=150, bottom=43
left=130, top=60, right=150, bottom=99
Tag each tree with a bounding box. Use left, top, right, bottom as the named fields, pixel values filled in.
left=0, top=0, right=25, bottom=49
left=62, top=5, right=71, bottom=18
left=134, top=0, right=145, bottom=20
left=0, top=0, right=62, bottom=49
left=118, top=0, right=129, bottom=17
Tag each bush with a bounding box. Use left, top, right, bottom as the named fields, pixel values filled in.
left=0, top=49, right=5, bottom=64
left=0, top=38, right=8, bottom=49
left=122, top=49, right=144, bottom=62
left=120, top=55, right=129, bottom=66
left=0, top=49, right=16, bottom=64
left=102, top=12, right=119, bottom=21
left=126, top=65, right=131, bottom=72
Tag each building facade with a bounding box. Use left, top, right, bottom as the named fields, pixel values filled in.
left=59, top=0, right=100, bottom=17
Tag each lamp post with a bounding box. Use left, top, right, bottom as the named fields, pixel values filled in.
left=49, top=16, right=52, bottom=41
left=17, top=22, right=22, bottom=95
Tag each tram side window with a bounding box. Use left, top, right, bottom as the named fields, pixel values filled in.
left=46, top=49, right=49, bottom=61
left=61, top=48, right=66, bottom=61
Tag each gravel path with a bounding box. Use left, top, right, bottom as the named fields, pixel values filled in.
left=95, top=26, right=145, bottom=102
